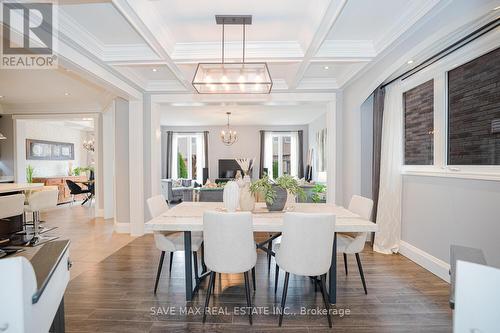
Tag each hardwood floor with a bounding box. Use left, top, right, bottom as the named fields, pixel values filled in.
left=64, top=234, right=452, bottom=332
left=40, top=204, right=136, bottom=279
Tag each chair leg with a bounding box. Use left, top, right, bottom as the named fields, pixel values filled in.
left=201, top=243, right=207, bottom=273
left=355, top=253, right=368, bottom=295
left=278, top=272, right=290, bottom=327
left=154, top=251, right=165, bottom=294
left=319, top=274, right=333, bottom=328
left=343, top=253, right=348, bottom=275
left=193, top=251, right=200, bottom=286
left=274, top=264, right=279, bottom=294
left=169, top=252, right=174, bottom=273
left=202, top=271, right=215, bottom=323
left=268, top=234, right=273, bottom=271
left=251, top=267, right=256, bottom=291
left=243, top=271, right=253, bottom=325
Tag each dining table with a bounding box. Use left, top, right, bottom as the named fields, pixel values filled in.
left=145, top=201, right=378, bottom=304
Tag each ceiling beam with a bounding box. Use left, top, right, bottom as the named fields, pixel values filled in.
left=289, top=0, right=348, bottom=89
left=111, top=0, right=193, bottom=92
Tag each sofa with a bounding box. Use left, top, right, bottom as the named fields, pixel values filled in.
left=161, top=179, right=197, bottom=203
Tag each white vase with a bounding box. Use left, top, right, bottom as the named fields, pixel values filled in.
left=239, top=178, right=255, bottom=211
left=223, top=181, right=240, bottom=212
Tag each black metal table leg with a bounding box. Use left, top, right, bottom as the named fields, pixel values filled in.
left=328, top=232, right=337, bottom=304
left=184, top=231, right=193, bottom=301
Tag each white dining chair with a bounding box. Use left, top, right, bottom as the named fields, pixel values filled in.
left=338, top=195, right=374, bottom=295
left=202, top=211, right=256, bottom=325
left=24, top=188, right=59, bottom=246
left=146, top=195, right=204, bottom=294
left=275, top=212, right=335, bottom=327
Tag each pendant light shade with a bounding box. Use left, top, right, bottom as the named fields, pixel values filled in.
left=192, top=62, right=272, bottom=94
left=192, top=15, right=273, bottom=94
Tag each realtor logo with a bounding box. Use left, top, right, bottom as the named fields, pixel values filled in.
left=1, top=1, right=58, bottom=69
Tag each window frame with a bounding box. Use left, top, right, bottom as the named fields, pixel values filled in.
left=171, top=132, right=204, bottom=183
left=401, top=29, right=500, bottom=180
left=266, top=132, right=298, bottom=179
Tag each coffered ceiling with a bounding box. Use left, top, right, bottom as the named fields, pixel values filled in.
left=57, top=0, right=442, bottom=93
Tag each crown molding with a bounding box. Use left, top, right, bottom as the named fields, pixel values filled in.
left=59, top=9, right=105, bottom=59
left=374, top=0, right=442, bottom=54
left=3, top=102, right=104, bottom=114
left=296, top=78, right=339, bottom=90
left=102, top=44, right=160, bottom=62
left=171, top=41, right=304, bottom=63
left=145, top=80, right=187, bottom=92
left=315, top=40, right=376, bottom=59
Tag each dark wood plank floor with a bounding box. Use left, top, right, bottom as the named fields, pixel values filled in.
left=65, top=234, right=452, bottom=332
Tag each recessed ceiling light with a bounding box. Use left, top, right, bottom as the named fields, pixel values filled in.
left=407, top=60, right=414, bottom=64
left=493, top=5, right=500, bottom=11
left=324, top=66, right=329, bottom=70
left=152, top=68, right=158, bottom=72
left=0, top=96, right=3, bottom=99
left=64, top=92, right=70, bottom=96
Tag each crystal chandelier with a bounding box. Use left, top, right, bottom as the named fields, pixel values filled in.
left=220, top=112, right=237, bottom=146
left=83, top=138, right=95, bottom=152
left=192, top=15, right=272, bottom=94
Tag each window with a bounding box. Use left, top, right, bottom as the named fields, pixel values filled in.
left=447, top=47, right=500, bottom=165
left=403, top=79, right=434, bottom=165
left=265, top=132, right=298, bottom=179
left=172, top=133, right=204, bottom=183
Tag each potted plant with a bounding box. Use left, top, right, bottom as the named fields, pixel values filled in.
left=26, top=165, right=35, bottom=183
left=311, top=184, right=327, bottom=203
left=250, top=174, right=305, bottom=211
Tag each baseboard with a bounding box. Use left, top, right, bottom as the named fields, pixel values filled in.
left=399, top=241, right=450, bottom=283
left=113, top=222, right=131, bottom=233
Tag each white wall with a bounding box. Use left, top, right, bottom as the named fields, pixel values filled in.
left=402, top=175, right=500, bottom=268
left=338, top=0, right=500, bottom=278
left=15, top=120, right=91, bottom=181
left=161, top=124, right=309, bottom=180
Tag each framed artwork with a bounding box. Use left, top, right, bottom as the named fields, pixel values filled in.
left=26, top=139, right=75, bottom=160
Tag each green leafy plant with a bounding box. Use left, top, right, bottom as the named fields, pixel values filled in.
left=249, top=174, right=306, bottom=205
left=250, top=174, right=276, bottom=204
left=178, top=153, right=188, bottom=178
left=73, top=167, right=81, bottom=176
left=311, top=184, right=327, bottom=203
left=26, top=165, right=35, bottom=183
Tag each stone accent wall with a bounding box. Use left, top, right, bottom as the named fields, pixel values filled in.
left=448, top=47, right=500, bottom=165
left=404, top=79, right=434, bottom=165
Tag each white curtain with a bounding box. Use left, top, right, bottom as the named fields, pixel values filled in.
left=290, top=132, right=299, bottom=178
left=171, top=133, right=179, bottom=179
left=264, top=132, right=273, bottom=177
left=373, top=82, right=403, bottom=254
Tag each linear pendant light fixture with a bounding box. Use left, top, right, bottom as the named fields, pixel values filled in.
left=192, top=15, right=273, bottom=94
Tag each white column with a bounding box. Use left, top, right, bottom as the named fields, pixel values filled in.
left=114, top=98, right=130, bottom=231
left=129, top=99, right=145, bottom=236
left=103, top=103, right=115, bottom=219
left=94, top=113, right=104, bottom=217
left=150, top=101, right=161, bottom=197
left=326, top=99, right=337, bottom=204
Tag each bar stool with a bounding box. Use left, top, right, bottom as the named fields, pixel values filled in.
left=24, top=188, right=59, bottom=246
left=0, top=194, right=26, bottom=248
